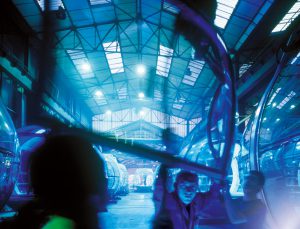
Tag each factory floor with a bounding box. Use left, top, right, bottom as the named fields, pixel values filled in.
left=99, top=192, right=155, bottom=229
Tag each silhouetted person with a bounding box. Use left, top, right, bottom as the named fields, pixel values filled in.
left=1, top=135, right=107, bottom=229
left=224, top=170, right=266, bottom=229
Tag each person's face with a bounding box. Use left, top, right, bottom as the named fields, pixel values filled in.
left=177, top=181, right=198, bottom=205
left=243, top=175, right=261, bottom=195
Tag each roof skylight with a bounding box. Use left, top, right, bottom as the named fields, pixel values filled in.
left=66, top=50, right=95, bottom=79
left=156, top=45, right=174, bottom=77
left=95, top=98, right=107, bottom=106
left=276, top=91, right=296, bottom=109
left=291, top=51, right=300, bottom=64
left=94, top=89, right=107, bottom=105
left=90, top=0, right=111, bottom=6
left=36, top=0, right=64, bottom=11
left=214, top=0, right=239, bottom=29
left=117, top=87, right=128, bottom=100
left=182, top=60, right=205, bottom=86
left=103, top=41, right=124, bottom=74
left=272, top=1, right=300, bottom=33
left=267, top=87, right=281, bottom=105
left=154, top=89, right=163, bottom=101
left=239, top=63, right=252, bottom=77
left=163, top=1, right=180, bottom=14
left=173, top=97, right=186, bottom=110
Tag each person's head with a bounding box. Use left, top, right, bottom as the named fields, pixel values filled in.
left=29, top=135, right=107, bottom=210
left=174, top=171, right=198, bottom=205
left=243, top=170, right=265, bottom=195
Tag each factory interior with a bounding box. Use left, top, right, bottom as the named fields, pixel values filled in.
left=0, top=0, right=299, bottom=228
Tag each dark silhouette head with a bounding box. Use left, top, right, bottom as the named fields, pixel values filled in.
left=29, top=135, right=107, bottom=212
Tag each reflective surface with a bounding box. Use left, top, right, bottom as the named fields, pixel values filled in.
left=258, top=63, right=300, bottom=229
left=0, top=99, right=19, bottom=209
left=13, top=126, right=47, bottom=196
left=244, top=59, right=300, bottom=228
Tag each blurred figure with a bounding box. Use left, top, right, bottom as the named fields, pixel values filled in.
left=1, top=135, right=107, bottom=229
left=153, top=170, right=228, bottom=229
left=224, top=170, right=266, bottom=229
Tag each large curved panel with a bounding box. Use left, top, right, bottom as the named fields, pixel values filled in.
left=247, top=53, right=300, bottom=228
left=0, top=99, right=19, bottom=209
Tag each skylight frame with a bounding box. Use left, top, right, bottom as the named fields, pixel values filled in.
left=66, top=49, right=95, bottom=79
left=94, top=89, right=107, bottom=106
left=272, top=1, right=300, bottom=33
left=103, top=41, right=125, bottom=74
left=276, top=91, right=296, bottom=109
left=291, top=51, right=300, bottom=64
left=156, top=45, right=174, bottom=77
left=267, top=87, right=281, bottom=106
left=154, top=89, right=163, bottom=102
left=182, top=60, right=205, bottom=86
left=36, top=0, right=65, bottom=11
left=163, top=1, right=180, bottom=14
left=117, top=87, right=128, bottom=100
left=214, top=0, right=239, bottom=29
left=239, top=63, right=252, bottom=78
left=173, top=97, right=186, bottom=110
left=89, top=0, right=111, bottom=6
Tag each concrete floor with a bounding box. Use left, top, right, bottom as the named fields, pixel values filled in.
left=99, top=192, right=155, bottom=229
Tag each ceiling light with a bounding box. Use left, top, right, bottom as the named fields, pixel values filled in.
left=136, top=64, right=146, bottom=76
left=263, top=117, right=267, bottom=122
left=276, top=118, right=280, bottom=122
left=95, top=90, right=103, bottom=97
left=138, top=92, right=145, bottom=99
left=139, top=110, right=145, bottom=116
left=82, top=63, right=91, bottom=72
left=272, top=102, right=277, bottom=107
left=106, top=110, right=112, bottom=115
left=290, top=104, right=296, bottom=109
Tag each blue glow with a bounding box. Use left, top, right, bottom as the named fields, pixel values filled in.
left=35, top=129, right=46, bottom=134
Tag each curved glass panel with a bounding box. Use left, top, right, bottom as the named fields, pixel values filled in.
left=0, top=99, right=19, bottom=209
left=258, top=63, right=300, bottom=228
left=208, top=84, right=233, bottom=165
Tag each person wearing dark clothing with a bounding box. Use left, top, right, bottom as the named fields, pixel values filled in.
left=0, top=135, right=107, bottom=229
left=153, top=171, right=229, bottom=229
left=224, top=170, right=267, bottom=229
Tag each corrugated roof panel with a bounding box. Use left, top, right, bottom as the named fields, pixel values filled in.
left=215, top=0, right=239, bottom=29
left=272, top=1, right=300, bottom=32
